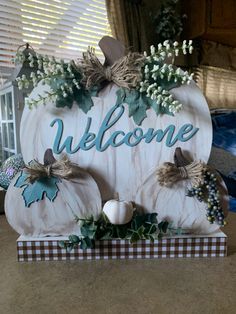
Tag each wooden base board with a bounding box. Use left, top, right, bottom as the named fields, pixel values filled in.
left=16, top=231, right=227, bottom=262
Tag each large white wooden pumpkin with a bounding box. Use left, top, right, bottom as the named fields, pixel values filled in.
left=20, top=80, right=223, bottom=234
left=5, top=169, right=102, bottom=236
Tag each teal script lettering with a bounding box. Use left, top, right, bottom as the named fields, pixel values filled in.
left=50, top=104, right=199, bottom=154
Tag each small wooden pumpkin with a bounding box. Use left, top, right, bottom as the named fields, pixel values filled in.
left=103, top=199, right=134, bottom=225
left=5, top=150, right=102, bottom=236
left=135, top=150, right=229, bottom=234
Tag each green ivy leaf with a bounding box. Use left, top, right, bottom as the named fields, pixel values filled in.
left=74, top=88, right=94, bottom=114
left=14, top=170, right=60, bottom=207
left=115, top=88, right=126, bottom=106
left=116, top=89, right=149, bottom=126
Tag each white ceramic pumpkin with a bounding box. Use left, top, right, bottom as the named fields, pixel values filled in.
left=103, top=200, right=134, bottom=225
left=5, top=169, right=102, bottom=236
left=20, top=81, right=218, bottom=234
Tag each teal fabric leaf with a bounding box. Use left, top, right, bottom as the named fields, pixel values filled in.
left=115, top=88, right=126, bottom=106
left=132, top=104, right=147, bottom=126
left=14, top=171, right=60, bottom=207
left=74, top=88, right=94, bottom=113
left=117, top=88, right=149, bottom=125
left=89, top=85, right=100, bottom=97
left=124, top=89, right=140, bottom=105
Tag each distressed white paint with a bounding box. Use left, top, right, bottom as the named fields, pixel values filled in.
left=5, top=171, right=102, bottom=236
left=19, top=81, right=225, bottom=234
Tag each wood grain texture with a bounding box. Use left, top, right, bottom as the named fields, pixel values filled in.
left=5, top=171, right=102, bottom=236
left=20, top=81, right=223, bottom=234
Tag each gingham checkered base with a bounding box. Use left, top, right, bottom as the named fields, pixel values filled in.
left=17, top=231, right=227, bottom=262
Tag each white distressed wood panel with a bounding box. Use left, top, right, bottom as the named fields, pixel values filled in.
left=19, top=82, right=224, bottom=234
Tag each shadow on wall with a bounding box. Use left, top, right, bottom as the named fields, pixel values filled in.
left=0, top=189, right=6, bottom=214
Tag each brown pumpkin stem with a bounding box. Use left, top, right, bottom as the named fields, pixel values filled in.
left=99, top=36, right=126, bottom=66
left=174, top=147, right=191, bottom=167
left=44, top=148, right=56, bottom=166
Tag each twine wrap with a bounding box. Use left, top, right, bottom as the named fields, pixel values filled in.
left=76, top=47, right=145, bottom=90
left=157, top=161, right=206, bottom=187
left=25, top=154, right=83, bottom=183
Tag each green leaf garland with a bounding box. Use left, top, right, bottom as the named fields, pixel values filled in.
left=59, top=212, right=174, bottom=251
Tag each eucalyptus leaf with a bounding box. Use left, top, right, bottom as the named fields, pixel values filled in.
left=58, top=241, right=66, bottom=249
left=80, top=236, right=94, bottom=250
left=81, top=223, right=97, bottom=239
left=66, top=244, right=74, bottom=253
left=68, top=234, right=80, bottom=244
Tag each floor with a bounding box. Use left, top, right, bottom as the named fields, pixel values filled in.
left=0, top=213, right=236, bottom=314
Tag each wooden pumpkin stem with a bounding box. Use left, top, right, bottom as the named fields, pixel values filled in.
left=174, top=147, right=191, bottom=167
left=99, top=36, right=126, bottom=66
left=44, top=148, right=56, bottom=166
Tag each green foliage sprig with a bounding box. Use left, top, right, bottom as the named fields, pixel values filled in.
left=153, top=0, right=186, bottom=42
left=59, top=212, right=182, bottom=252
left=15, top=53, right=95, bottom=112
left=15, top=40, right=193, bottom=125
left=115, top=40, right=194, bottom=125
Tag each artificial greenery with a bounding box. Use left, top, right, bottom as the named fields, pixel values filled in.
left=15, top=53, right=96, bottom=112
left=59, top=212, right=183, bottom=252
left=152, top=0, right=186, bottom=42
left=15, top=40, right=193, bottom=125
left=187, top=170, right=226, bottom=226
left=116, top=41, right=193, bottom=125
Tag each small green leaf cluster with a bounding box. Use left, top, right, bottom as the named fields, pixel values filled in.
left=59, top=212, right=171, bottom=252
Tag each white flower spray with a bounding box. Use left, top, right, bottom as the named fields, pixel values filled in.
left=140, top=40, right=194, bottom=114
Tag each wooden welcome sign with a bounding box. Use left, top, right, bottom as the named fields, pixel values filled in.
left=5, top=37, right=228, bottom=237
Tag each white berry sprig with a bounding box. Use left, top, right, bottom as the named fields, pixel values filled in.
left=15, top=51, right=82, bottom=108
left=139, top=40, right=194, bottom=115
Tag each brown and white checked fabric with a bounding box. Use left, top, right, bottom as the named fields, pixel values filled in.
left=17, top=236, right=227, bottom=262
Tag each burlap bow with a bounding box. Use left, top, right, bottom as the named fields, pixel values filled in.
left=25, top=150, right=84, bottom=183
left=157, top=160, right=206, bottom=187
left=76, top=47, right=145, bottom=90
